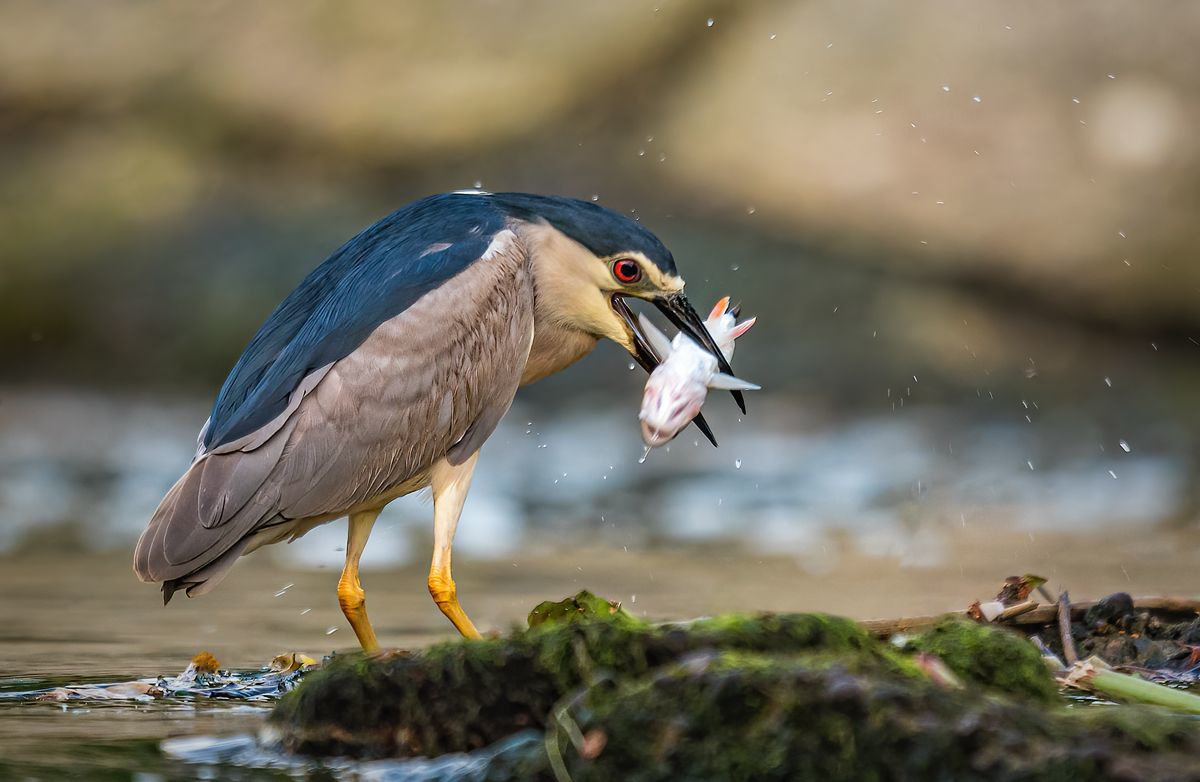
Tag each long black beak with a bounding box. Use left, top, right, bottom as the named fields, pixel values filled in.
left=611, top=295, right=718, bottom=447
left=654, top=293, right=747, bottom=414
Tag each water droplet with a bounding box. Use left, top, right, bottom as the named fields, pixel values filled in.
left=300, top=608, right=311, bottom=615
left=941, top=85, right=951, bottom=92
left=657, top=152, right=667, bottom=163
left=1104, top=377, right=1113, bottom=387
left=1119, top=440, right=1131, bottom=453
left=769, top=33, right=776, bottom=40
left=637, top=149, right=646, bottom=157
left=730, top=264, right=740, bottom=271
left=1108, top=470, right=1118, bottom=479
left=273, top=583, right=294, bottom=598
left=628, top=362, right=637, bottom=371
left=1027, top=460, right=1035, bottom=470
left=591, top=194, right=600, bottom=202
left=734, top=458, right=742, bottom=469
left=473, top=180, right=483, bottom=188
left=706, top=17, right=715, bottom=27
left=638, top=446, right=651, bottom=464
left=325, top=627, right=338, bottom=635
left=746, top=205, right=756, bottom=214
left=972, top=95, right=982, bottom=103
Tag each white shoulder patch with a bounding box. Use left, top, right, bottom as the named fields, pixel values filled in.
left=481, top=229, right=518, bottom=261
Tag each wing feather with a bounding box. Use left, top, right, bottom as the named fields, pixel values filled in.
left=203, top=194, right=508, bottom=452
left=134, top=225, right=535, bottom=598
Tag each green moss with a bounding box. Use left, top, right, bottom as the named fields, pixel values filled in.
left=272, top=607, right=889, bottom=758
left=527, top=590, right=642, bottom=628
left=910, top=616, right=1059, bottom=702
left=562, top=652, right=1200, bottom=782
left=272, top=595, right=1200, bottom=776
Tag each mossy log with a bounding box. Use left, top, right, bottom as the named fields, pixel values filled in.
left=268, top=593, right=1200, bottom=779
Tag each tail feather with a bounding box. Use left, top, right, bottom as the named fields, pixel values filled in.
left=135, top=423, right=293, bottom=597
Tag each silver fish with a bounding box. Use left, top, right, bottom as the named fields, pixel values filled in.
left=639, top=297, right=759, bottom=448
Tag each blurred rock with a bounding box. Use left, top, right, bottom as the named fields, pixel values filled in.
left=659, top=1, right=1200, bottom=327
left=1, top=0, right=1198, bottom=396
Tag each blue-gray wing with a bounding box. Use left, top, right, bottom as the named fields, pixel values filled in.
left=203, top=193, right=508, bottom=451
left=135, top=200, right=535, bottom=599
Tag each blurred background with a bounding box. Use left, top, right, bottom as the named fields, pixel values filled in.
left=2, top=1, right=1199, bottom=667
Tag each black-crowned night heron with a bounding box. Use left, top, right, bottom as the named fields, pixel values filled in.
left=133, top=191, right=742, bottom=650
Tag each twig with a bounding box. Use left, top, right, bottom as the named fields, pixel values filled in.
left=860, top=595, right=1200, bottom=638
left=1058, top=590, right=1078, bottom=666
left=997, top=599, right=1039, bottom=621
left=858, top=614, right=948, bottom=637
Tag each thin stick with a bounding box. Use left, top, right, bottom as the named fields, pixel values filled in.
left=1058, top=590, right=1078, bottom=666
left=997, top=600, right=1039, bottom=621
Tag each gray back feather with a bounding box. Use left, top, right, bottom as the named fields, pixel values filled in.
left=134, top=231, right=535, bottom=598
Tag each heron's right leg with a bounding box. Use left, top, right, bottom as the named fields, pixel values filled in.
left=428, top=452, right=482, bottom=639
left=338, top=508, right=381, bottom=651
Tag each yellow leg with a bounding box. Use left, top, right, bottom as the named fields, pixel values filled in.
left=337, top=509, right=381, bottom=651
left=428, top=453, right=482, bottom=639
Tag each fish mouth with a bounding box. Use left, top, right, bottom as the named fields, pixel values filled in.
left=640, top=422, right=675, bottom=448
left=611, top=293, right=719, bottom=447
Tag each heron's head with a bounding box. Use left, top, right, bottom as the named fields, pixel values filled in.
left=494, top=193, right=743, bottom=419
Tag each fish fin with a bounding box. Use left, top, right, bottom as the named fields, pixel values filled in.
left=708, top=296, right=731, bottom=321
left=637, top=313, right=674, bottom=359
left=708, top=373, right=761, bottom=391
left=730, top=316, right=757, bottom=340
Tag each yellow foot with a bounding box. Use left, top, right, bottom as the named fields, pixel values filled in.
left=429, top=576, right=482, bottom=639
left=338, top=580, right=381, bottom=652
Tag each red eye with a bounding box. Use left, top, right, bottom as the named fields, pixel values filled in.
left=612, top=258, right=642, bottom=284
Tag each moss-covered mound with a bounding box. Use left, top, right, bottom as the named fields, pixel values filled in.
left=268, top=592, right=1200, bottom=779
left=564, top=652, right=1200, bottom=782
left=910, top=615, right=1061, bottom=702
left=271, top=604, right=880, bottom=758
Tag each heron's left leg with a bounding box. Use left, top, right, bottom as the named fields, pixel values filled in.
left=338, top=508, right=381, bottom=651
left=428, top=452, right=482, bottom=639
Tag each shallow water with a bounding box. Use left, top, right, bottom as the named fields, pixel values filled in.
left=3, top=522, right=1199, bottom=780
left=2, top=387, right=1199, bottom=777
